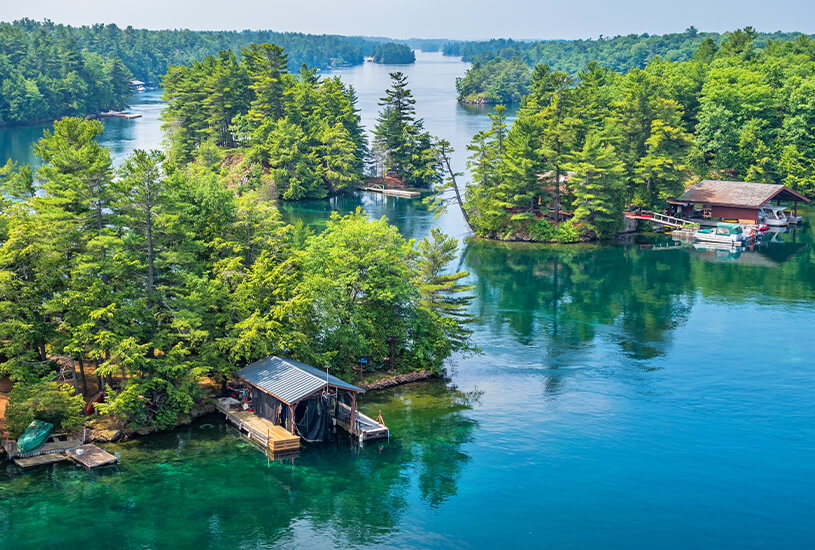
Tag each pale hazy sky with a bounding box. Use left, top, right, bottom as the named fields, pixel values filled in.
left=2, top=0, right=814, bottom=40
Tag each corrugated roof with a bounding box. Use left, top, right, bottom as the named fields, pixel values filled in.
left=674, top=180, right=809, bottom=207
left=236, top=356, right=363, bottom=405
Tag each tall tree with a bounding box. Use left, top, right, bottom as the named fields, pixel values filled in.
left=569, top=133, right=626, bottom=239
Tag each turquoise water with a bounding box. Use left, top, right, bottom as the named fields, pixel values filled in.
left=2, top=53, right=815, bottom=548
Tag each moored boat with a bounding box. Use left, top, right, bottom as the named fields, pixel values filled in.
left=758, top=205, right=789, bottom=227
left=17, top=420, right=54, bottom=454
left=693, top=222, right=752, bottom=246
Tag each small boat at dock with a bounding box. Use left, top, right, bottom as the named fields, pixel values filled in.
left=673, top=222, right=754, bottom=247
left=16, top=420, right=53, bottom=454
left=758, top=205, right=789, bottom=227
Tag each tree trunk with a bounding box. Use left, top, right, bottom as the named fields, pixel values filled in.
left=70, top=358, right=79, bottom=395
left=146, top=203, right=155, bottom=306
left=78, top=357, right=88, bottom=397
left=554, top=167, right=561, bottom=225
left=440, top=145, right=474, bottom=232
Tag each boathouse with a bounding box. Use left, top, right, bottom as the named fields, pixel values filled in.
left=217, top=356, right=388, bottom=453
left=668, top=180, right=809, bottom=224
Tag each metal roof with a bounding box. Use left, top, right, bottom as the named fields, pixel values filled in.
left=671, top=180, right=809, bottom=208
left=236, top=356, right=363, bottom=405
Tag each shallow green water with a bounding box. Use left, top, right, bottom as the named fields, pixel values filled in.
left=2, top=53, right=815, bottom=548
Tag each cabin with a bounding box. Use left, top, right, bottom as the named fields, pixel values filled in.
left=216, top=356, right=388, bottom=454
left=668, top=180, right=809, bottom=225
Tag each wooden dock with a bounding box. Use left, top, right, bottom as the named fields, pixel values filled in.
left=2, top=438, right=82, bottom=460
left=66, top=444, right=118, bottom=469
left=359, top=186, right=421, bottom=199
left=98, top=111, right=142, bottom=119
left=335, top=402, right=389, bottom=442
left=216, top=403, right=300, bottom=454
left=13, top=453, right=70, bottom=468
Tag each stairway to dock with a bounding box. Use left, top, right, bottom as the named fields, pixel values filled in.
left=624, top=211, right=696, bottom=229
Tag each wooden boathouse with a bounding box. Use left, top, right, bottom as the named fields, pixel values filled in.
left=216, top=356, right=388, bottom=455
left=668, top=180, right=809, bottom=224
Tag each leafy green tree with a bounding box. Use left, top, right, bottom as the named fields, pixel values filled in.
left=301, top=209, right=417, bottom=374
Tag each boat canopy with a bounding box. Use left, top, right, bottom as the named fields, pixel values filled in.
left=715, top=222, right=743, bottom=235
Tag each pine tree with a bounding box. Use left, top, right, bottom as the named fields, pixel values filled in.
left=570, top=133, right=626, bottom=239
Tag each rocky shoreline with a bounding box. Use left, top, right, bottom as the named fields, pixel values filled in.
left=360, top=369, right=439, bottom=390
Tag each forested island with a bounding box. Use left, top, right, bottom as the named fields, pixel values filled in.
left=451, top=27, right=810, bottom=103
left=0, top=22, right=132, bottom=125
left=370, top=43, right=416, bottom=64
left=0, top=38, right=477, bottom=438
left=450, top=29, right=815, bottom=242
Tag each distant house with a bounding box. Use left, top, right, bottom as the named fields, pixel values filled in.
left=130, top=80, right=146, bottom=92
left=668, top=180, right=809, bottom=224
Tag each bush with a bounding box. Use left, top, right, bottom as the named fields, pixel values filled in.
left=5, top=382, right=85, bottom=438
left=554, top=219, right=583, bottom=243
left=529, top=218, right=555, bottom=242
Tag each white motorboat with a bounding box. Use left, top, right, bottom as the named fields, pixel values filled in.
left=693, top=222, right=753, bottom=246
left=758, top=205, right=789, bottom=227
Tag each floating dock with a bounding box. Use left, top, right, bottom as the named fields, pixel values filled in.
left=359, top=186, right=420, bottom=198
left=335, top=401, right=389, bottom=442
left=2, top=437, right=117, bottom=469
left=98, top=111, right=142, bottom=119
left=13, top=453, right=70, bottom=468
left=66, top=444, right=118, bottom=469
left=216, top=402, right=301, bottom=454
left=2, top=438, right=82, bottom=460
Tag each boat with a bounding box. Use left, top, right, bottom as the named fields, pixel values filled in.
left=17, top=420, right=54, bottom=454
left=784, top=209, right=803, bottom=224
left=693, top=222, right=752, bottom=246
left=758, top=205, right=789, bottom=227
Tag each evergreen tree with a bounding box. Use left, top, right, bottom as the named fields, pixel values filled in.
left=373, top=72, right=441, bottom=188
left=570, top=133, right=626, bottom=239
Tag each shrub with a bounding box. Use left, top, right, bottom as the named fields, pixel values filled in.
left=554, top=219, right=583, bottom=243
left=5, top=382, right=85, bottom=438
left=529, top=218, right=555, bottom=242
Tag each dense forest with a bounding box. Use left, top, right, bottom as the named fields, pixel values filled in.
left=454, top=29, right=815, bottom=243
left=451, top=28, right=810, bottom=103
left=0, top=22, right=132, bottom=125
left=0, top=116, right=475, bottom=436
left=370, top=43, right=416, bottom=64
left=8, top=19, right=382, bottom=83
left=161, top=43, right=367, bottom=200
left=0, top=19, right=418, bottom=126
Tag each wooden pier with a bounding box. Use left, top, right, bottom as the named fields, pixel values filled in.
left=98, top=111, right=142, bottom=119
left=216, top=402, right=300, bottom=454
left=335, top=402, right=389, bottom=442
left=359, top=185, right=421, bottom=199
left=2, top=436, right=117, bottom=469
left=2, top=438, right=82, bottom=460
left=66, top=444, right=118, bottom=469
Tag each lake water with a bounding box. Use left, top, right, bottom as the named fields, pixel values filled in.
left=1, top=52, right=814, bottom=549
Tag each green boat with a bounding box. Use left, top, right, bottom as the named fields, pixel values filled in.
left=17, top=420, right=53, bottom=454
